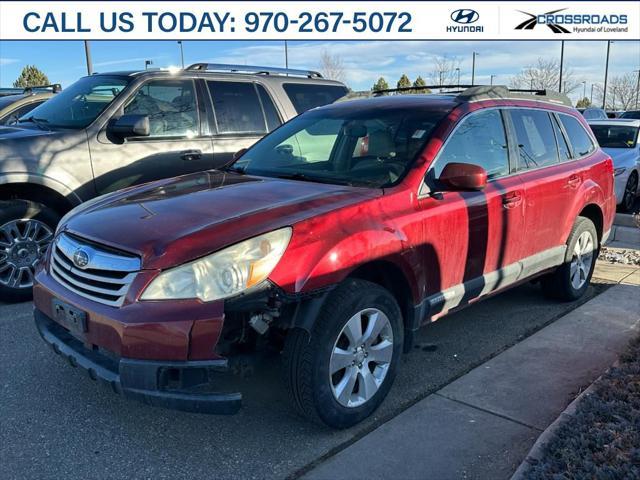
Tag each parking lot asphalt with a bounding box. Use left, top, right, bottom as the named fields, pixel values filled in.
left=0, top=283, right=606, bottom=480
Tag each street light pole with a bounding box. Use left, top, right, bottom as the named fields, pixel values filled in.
left=582, top=81, right=586, bottom=100
left=471, top=52, right=478, bottom=85
left=558, top=40, right=565, bottom=92
left=177, top=41, right=185, bottom=68
left=602, top=40, right=612, bottom=109
left=84, top=40, right=93, bottom=75
left=439, top=70, right=444, bottom=87
left=634, top=69, right=640, bottom=109
left=490, top=74, right=496, bottom=86
left=284, top=40, right=289, bottom=69
left=590, top=84, right=595, bottom=104
left=455, top=68, right=460, bottom=87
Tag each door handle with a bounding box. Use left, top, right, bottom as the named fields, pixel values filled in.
left=502, top=191, right=522, bottom=209
left=566, top=174, right=581, bottom=189
left=180, top=149, right=202, bottom=161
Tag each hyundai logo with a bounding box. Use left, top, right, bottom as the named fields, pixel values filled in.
left=73, top=249, right=90, bottom=269
left=451, top=9, right=480, bottom=24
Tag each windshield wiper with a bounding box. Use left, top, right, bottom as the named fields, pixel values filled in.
left=274, top=172, right=342, bottom=185
left=19, top=116, right=51, bottom=131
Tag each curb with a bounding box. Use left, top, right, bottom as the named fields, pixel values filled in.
left=509, top=364, right=616, bottom=480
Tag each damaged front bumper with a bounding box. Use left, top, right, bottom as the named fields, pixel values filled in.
left=35, top=309, right=241, bottom=414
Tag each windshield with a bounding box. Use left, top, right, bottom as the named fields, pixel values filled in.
left=232, top=106, right=449, bottom=187
left=621, top=111, right=640, bottom=119
left=590, top=124, right=639, bottom=149
left=582, top=109, right=606, bottom=120
left=17, top=75, right=129, bottom=129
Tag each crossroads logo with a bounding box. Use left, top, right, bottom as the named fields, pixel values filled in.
left=515, top=8, right=628, bottom=34
left=447, top=9, right=483, bottom=33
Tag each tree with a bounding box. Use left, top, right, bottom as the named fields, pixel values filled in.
left=593, top=73, right=640, bottom=110
left=372, top=77, right=390, bottom=94
left=509, top=58, right=578, bottom=94
left=13, top=65, right=50, bottom=88
left=319, top=51, right=346, bottom=84
left=397, top=74, right=412, bottom=90
left=428, top=56, right=461, bottom=87
left=412, top=76, right=430, bottom=94
left=575, top=97, right=591, bottom=109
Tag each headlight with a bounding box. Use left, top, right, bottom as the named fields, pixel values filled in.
left=613, top=167, right=626, bottom=176
left=140, top=228, right=292, bottom=302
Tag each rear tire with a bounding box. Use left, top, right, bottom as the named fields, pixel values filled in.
left=283, top=279, right=403, bottom=429
left=620, top=171, right=638, bottom=213
left=541, top=217, right=598, bottom=302
left=0, top=200, right=59, bottom=303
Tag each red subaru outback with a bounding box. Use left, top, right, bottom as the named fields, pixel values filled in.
left=33, top=86, right=615, bottom=428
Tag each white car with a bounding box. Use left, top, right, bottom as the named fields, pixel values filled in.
left=588, top=119, right=640, bottom=212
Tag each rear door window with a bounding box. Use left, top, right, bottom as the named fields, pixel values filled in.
left=558, top=114, right=596, bottom=157
left=207, top=81, right=269, bottom=134
left=509, top=109, right=559, bottom=170
left=256, top=84, right=282, bottom=132
left=283, top=84, right=348, bottom=114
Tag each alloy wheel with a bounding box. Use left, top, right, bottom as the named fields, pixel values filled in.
left=0, top=219, right=54, bottom=289
left=569, top=231, right=594, bottom=290
left=623, top=174, right=638, bottom=211
left=329, top=308, right=394, bottom=408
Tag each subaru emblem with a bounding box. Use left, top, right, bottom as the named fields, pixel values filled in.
left=451, top=9, right=480, bottom=24
left=73, top=249, right=90, bottom=269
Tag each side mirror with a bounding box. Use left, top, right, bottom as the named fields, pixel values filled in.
left=233, top=148, right=248, bottom=161
left=438, top=162, right=487, bottom=191
left=108, top=114, right=150, bottom=138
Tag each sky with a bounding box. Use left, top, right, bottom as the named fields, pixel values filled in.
left=1, top=39, right=638, bottom=103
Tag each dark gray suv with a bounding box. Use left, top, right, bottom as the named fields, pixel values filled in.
left=0, top=63, right=347, bottom=301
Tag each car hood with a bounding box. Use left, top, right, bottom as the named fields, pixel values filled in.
left=602, top=147, right=639, bottom=167
left=62, top=171, right=381, bottom=269
left=0, top=124, right=58, bottom=140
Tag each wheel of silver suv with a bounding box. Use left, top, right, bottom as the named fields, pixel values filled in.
left=284, top=279, right=403, bottom=429
left=0, top=200, right=59, bottom=302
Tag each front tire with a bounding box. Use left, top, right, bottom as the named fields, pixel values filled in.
left=541, top=217, right=598, bottom=302
left=0, top=200, right=59, bottom=302
left=284, top=279, right=403, bottom=429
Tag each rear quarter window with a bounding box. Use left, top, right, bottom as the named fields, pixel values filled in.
left=559, top=114, right=596, bottom=157
left=283, top=83, right=349, bottom=114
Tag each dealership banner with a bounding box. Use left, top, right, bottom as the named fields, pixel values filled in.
left=0, top=1, right=638, bottom=40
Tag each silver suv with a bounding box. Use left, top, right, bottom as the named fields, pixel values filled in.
left=0, top=63, right=347, bottom=301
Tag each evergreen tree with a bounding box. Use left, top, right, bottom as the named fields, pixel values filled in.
left=397, top=74, right=412, bottom=90
left=372, top=77, right=390, bottom=94
left=13, top=65, right=50, bottom=88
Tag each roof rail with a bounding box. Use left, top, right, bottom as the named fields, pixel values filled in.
left=372, top=84, right=572, bottom=107
left=373, top=85, right=474, bottom=95
left=23, top=83, right=62, bottom=94
left=185, top=63, right=323, bottom=78
left=457, top=85, right=572, bottom=107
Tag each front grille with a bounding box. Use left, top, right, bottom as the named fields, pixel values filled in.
left=50, top=233, right=140, bottom=307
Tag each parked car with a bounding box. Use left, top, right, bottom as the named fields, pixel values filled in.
left=32, top=85, right=615, bottom=428
left=0, top=84, right=61, bottom=125
left=588, top=119, right=640, bottom=212
left=578, top=107, right=608, bottom=120
left=0, top=64, right=347, bottom=301
left=621, top=110, right=640, bottom=120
